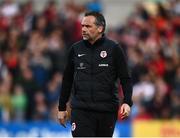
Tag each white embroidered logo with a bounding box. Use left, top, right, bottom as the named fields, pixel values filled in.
left=77, top=62, right=86, bottom=69
left=100, top=51, right=107, bottom=58
left=72, top=122, right=76, bottom=131
left=99, top=64, right=108, bottom=67
left=78, top=54, right=86, bottom=57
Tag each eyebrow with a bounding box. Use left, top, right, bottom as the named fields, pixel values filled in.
left=81, top=24, right=91, bottom=27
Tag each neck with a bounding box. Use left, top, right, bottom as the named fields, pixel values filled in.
left=89, top=34, right=103, bottom=45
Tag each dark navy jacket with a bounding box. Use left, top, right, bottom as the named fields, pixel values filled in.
left=58, top=36, right=133, bottom=112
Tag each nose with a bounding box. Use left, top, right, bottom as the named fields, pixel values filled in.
left=82, top=27, right=85, bottom=32
left=82, top=26, right=86, bottom=32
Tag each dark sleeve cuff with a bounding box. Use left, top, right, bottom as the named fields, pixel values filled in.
left=121, top=78, right=133, bottom=107
left=123, top=100, right=133, bottom=107
left=58, top=105, right=66, bottom=111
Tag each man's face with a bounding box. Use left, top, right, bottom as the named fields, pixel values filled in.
left=81, top=16, right=103, bottom=42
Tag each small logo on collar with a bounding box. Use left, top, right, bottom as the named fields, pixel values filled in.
left=100, top=51, right=107, bottom=58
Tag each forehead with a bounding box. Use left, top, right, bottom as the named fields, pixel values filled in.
left=81, top=16, right=96, bottom=25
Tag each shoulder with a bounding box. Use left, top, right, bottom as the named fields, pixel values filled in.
left=105, top=39, right=125, bottom=57
left=104, top=37, right=119, bottom=48
left=67, top=40, right=83, bottom=55
left=72, top=40, right=84, bottom=48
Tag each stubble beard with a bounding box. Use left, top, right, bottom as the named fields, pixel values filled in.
left=82, top=34, right=91, bottom=41
left=82, top=36, right=88, bottom=40
left=82, top=34, right=97, bottom=44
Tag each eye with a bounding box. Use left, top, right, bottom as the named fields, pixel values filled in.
left=82, top=25, right=91, bottom=28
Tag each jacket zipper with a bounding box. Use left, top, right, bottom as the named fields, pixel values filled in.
left=73, top=71, right=78, bottom=95
left=90, top=47, right=95, bottom=102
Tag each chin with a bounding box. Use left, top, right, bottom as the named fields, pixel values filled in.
left=82, top=37, right=89, bottom=40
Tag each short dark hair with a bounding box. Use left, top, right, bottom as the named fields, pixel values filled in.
left=84, top=11, right=106, bottom=33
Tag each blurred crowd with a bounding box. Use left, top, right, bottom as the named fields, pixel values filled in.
left=111, top=0, right=180, bottom=120
left=0, top=0, right=179, bottom=123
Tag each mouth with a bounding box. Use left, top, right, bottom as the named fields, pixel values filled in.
left=82, top=34, right=88, bottom=37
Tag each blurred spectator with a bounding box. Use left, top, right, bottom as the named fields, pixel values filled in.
left=29, top=46, right=51, bottom=88
left=171, top=90, right=180, bottom=119
left=163, top=57, right=176, bottom=89
left=147, top=77, right=171, bottom=119
left=21, top=1, right=36, bottom=34
left=33, top=15, right=49, bottom=35
left=43, top=0, right=59, bottom=32
left=0, top=0, right=19, bottom=19
left=0, top=73, right=12, bottom=122
left=33, top=90, right=49, bottom=121
left=63, top=1, right=83, bottom=46
left=133, top=101, right=153, bottom=120
left=0, top=54, right=8, bottom=81
left=173, top=65, right=180, bottom=94
left=47, top=28, right=67, bottom=72
left=11, top=84, right=27, bottom=122
left=133, top=72, right=155, bottom=102
left=45, top=72, right=62, bottom=108
left=3, top=28, right=21, bottom=79
left=128, top=47, right=148, bottom=84
left=44, top=0, right=58, bottom=22
left=17, top=66, right=39, bottom=120
left=0, top=15, right=9, bottom=31
left=146, top=52, right=165, bottom=77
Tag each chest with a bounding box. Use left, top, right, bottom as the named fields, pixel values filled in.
left=73, top=46, right=114, bottom=74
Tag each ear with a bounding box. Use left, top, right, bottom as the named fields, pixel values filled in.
left=97, top=26, right=103, bottom=33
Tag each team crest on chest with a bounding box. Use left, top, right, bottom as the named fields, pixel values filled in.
left=100, top=51, right=107, bottom=58
left=71, top=122, right=76, bottom=131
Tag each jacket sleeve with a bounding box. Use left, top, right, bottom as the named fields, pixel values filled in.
left=58, top=46, right=74, bottom=111
left=113, top=44, right=133, bottom=107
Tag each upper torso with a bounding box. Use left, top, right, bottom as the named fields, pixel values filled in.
left=71, top=37, right=120, bottom=112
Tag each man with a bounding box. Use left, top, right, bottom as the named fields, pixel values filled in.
left=58, top=11, right=133, bottom=137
